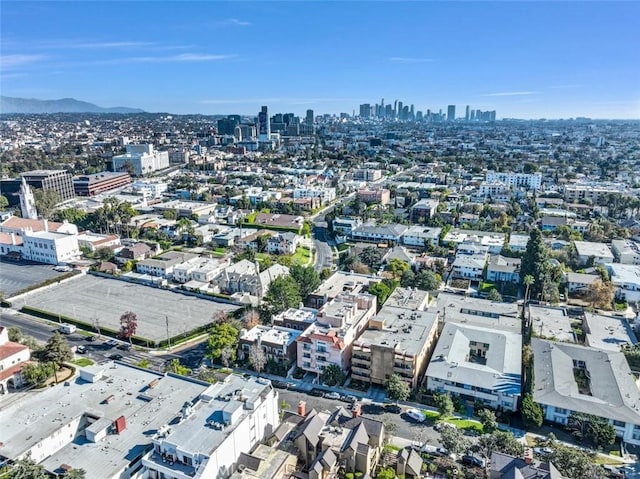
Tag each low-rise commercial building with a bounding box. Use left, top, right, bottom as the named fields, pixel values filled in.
left=73, top=171, right=131, bottom=196
left=112, top=144, right=169, bottom=176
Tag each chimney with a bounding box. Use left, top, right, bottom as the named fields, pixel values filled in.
left=352, top=403, right=361, bottom=418
left=297, top=400, right=306, bottom=416
left=43, top=219, right=49, bottom=232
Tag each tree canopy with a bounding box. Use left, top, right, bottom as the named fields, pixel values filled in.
left=521, top=393, right=543, bottom=427
left=264, top=275, right=302, bottom=314
left=207, top=322, right=240, bottom=364
left=520, top=228, right=547, bottom=299
left=385, top=374, right=410, bottom=403
left=434, top=392, right=455, bottom=418
left=321, top=364, right=346, bottom=387
left=42, top=332, right=73, bottom=369
left=290, top=265, right=321, bottom=299
left=118, top=311, right=138, bottom=343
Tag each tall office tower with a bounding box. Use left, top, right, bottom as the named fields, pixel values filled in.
left=258, top=106, right=270, bottom=141
left=416, top=111, right=423, bottom=121
left=385, top=104, right=393, bottom=118
left=393, top=100, right=398, bottom=118
left=447, top=105, right=456, bottom=122
left=402, top=105, right=409, bottom=120
left=470, top=110, right=476, bottom=121
left=465, top=105, right=470, bottom=121
left=490, top=111, right=497, bottom=121
left=359, top=104, right=371, bottom=118
left=426, top=109, right=432, bottom=121
left=410, top=104, right=415, bottom=120
left=306, top=109, right=314, bottom=125
left=397, top=101, right=403, bottom=119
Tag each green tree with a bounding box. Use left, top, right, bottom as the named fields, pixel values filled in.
left=434, top=392, right=455, bottom=418
left=55, top=207, right=88, bottom=227
left=476, top=430, right=524, bottom=459
left=8, top=454, right=48, bottom=479
left=548, top=442, right=607, bottom=479
left=399, top=268, right=416, bottom=287
left=264, top=275, right=302, bottom=314
left=64, top=469, right=87, bottom=479
left=520, top=229, right=547, bottom=299
left=477, top=408, right=498, bottom=433
left=21, top=362, right=55, bottom=385
left=358, top=246, right=383, bottom=268
left=385, top=258, right=410, bottom=280
left=414, top=270, right=441, bottom=291
left=523, top=274, right=535, bottom=304
left=368, top=281, right=392, bottom=305
left=321, top=364, right=346, bottom=386
left=487, top=288, right=503, bottom=302
left=521, top=393, right=543, bottom=427
left=134, top=358, right=151, bottom=369
left=385, top=374, right=410, bottom=403
left=42, top=332, right=73, bottom=371
left=290, top=265, right=321, bottom=299
left=166, top=358, right=191, bottom=376
left=320, top=268, right=333, bottom=280
left=33, top=188, right=63, bottom=219
left=301, top=221, right=312, bottom=237
left=206, top=322, right=240, bottom=364
left=162, top=209, right=178, bottom=220
left=569, top=412, right=616, bottom=448
left=440, top=425, right=471, bottom=455
left=376, top=467, right=396, bottom=479
left=0, top=194, right=8, bottom=210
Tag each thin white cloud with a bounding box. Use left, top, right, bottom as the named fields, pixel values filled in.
left=481, top=91, right=540, bottom=97
left=0, top=54, right=47, bottom=69
left=389, top=57, right=438, bottom=64
left=550, top=84, right=584, bottom=89
left=93, top=53, right=236, bottom=65
left=211, top=18, right=252, bottom=27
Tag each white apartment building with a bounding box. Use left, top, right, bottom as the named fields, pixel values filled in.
left=22, top=230, right=80, bottom=265
left=131, top=180, right=169, bottom=197
left=612, top=239, right=640, bottom=265
left=293, top=187, right=336, bottom=205
left=266, top=232, right=299, bottom=255
left=401, top=225, right=442, bottom=248
left=112, top=144, right=169, bottom=176
left=607, top=263, right=640, bottom=303
left=141, top=375, right=279, bottom=479
left=573, top=240, right=615, bottom=265
left=485, top=171, right=542, bottom=190
left=296, top=293, right=377, bottom=376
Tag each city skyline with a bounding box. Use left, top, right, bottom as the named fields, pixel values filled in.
left=1, top=1, right=639, bottom=119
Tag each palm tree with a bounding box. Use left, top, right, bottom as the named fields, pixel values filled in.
left=523, top=275, right=534, bottom=305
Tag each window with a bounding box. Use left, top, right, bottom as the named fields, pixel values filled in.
left=613, top=420, right=625, bottom=428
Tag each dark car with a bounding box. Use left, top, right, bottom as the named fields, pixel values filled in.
left=384, top=404, right=402, bottom=414
left=109, top=353, right=123, bottom=360
left=272, top=381, right=289, bottom=389
left=117, top=343, right=132, bottom=351
left=309, top=388, right=324, bottom=397
left=86, top=336, right=97, bottom=342
left=461, top=455, right=485, bottom=468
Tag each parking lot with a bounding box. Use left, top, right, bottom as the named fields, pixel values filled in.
left=13, top=275, right=240, bottom=343
left=0, top=259, right=66, bottom=297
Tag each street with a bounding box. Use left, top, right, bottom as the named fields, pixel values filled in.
left=312, top=226, right=334, bottom=272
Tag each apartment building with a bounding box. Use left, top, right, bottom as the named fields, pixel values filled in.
left=356, top=187, right=391, bottom=205
left=410, top=198, right=439, bottom=223
left=112, top=144, right=169, bottom=176
left=573, top=240, right=614, bottom=265
left=293, top=187, right=336, bottom=205
left=532, top=338, right=640, bottom=446
left=296, top=293, right=377, bottom=376
left=485, top=171, right=542, bottom=190
left=307, top=271, right=380, bottom=309
left=272, top=308, right=317, bottom=331
left=612, top=239, right=640, bottom=265
left=352, top=288, right=438, bottom=389
left=73, top=171, right=131, bottom=196
left=238, top=325, right=301, bottom=368
left=401, top=225, right=442, bottom=248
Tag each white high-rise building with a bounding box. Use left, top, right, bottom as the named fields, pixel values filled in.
left=112, top=144, right=169, bottom=176
left=19, top=177, right=38, bottom=219
left=485, top=171, right=542, bottom=190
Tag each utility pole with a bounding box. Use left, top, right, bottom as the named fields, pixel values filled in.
left=166, top=315, right=171, bottom=349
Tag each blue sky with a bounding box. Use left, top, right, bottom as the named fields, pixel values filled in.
left=1, top=1, right=639, bottom=119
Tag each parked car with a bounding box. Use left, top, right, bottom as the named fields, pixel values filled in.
left=272, top=381, right=289, bottom=389
left=117, top=343, right=132, bottom=351
left=461, top=455, right=486, bottom=468
left=104, top=339, right=118, bottom=347
left=341, top=395, right=357, bottom=403
left=384, top=404, right=402, bottom=414
left=324, top=392, right=341, bottom=400
left=54, top=265, right=73, bottom=272
left=405, top=408, right=426, bottom=423
left=309, top=389, right=324, bottom=397
left=109, top=353, right=123, bottom=360
left=86, top=336, right=97, bottom=342
left=533, top=447, right=553, bottom=455
left=76, top=345, right=87, bottom=354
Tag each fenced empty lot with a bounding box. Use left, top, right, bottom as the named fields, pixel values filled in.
left=14, top=275, right=239, bottom=342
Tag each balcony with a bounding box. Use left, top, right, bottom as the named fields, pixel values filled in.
left=142, top=451, right=197, bottom=479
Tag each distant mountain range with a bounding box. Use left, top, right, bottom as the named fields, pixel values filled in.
left=0, top=96, right=145, bottom=114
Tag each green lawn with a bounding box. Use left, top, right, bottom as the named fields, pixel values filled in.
left=423, top=410, right=440, bottom=420
left=72, top=358, right=94, bottom=367
left=291, top=246, right=311, bottom=265
left=444, top=417, right=484, bottom=433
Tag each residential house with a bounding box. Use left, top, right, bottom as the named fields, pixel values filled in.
left=266, top=232, right=300, bottom=255
left=410, top=198, right=439, bottom=223
left=214, top=260, right=289, bottom=299
left=607, top=263, right=640, bottom=303
left=118, top=242, right=152, bottom=263
left=451, top=250, right=487, bottom=281
left=352, top=288, right=438, bottom=389
left=238, top=325, right=301, bottom=370
left=76, top=232, right=121, bottom=253
left=401, top=225, right=442, bottom=249
left=485, top=255, right=521, bottom=283
left=612, top=239, right=640, bottom=265
left=442, top=229, right=506, bottom=254
left=573, top=241, right=614, bottom=266
left=565, top=272, right=599, bottom=294
left=296, top=293, right=377, bottom=376
left=531, top=338, right=640, bottom=446
left=294, top=407, right=384, bottom=479
left=350, top=223, right=408, bottom=245
left=507, top=234, right=529, bottom=253
left=489, top=452, right=565, bottom=479
left=253, top=213, right=303, bottom=232
left=0, top=327, right=30, bottom=395
left=136, top=251, right=198, bottom=279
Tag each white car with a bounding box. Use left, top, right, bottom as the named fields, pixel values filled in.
left=405, top=408, right=426, bottom=423
left=323, top=392, right=341, bottom=400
